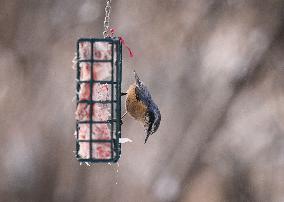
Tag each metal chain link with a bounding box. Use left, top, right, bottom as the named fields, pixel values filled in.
left=103, top=0, right=112, bottom=38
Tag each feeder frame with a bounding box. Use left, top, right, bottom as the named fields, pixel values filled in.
left=75, top=37, right=122, bottom=163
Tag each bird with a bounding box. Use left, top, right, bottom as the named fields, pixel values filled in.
left=123, top=70, right=161, bottom=143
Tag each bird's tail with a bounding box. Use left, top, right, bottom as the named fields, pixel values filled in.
left=133, top=70, right=142, bottom=86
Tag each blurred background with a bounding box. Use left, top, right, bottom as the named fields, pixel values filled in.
left=0, top=0, right=284, bottom=201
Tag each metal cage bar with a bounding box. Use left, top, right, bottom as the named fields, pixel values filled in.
left=75, top=37, right=122, bottom=163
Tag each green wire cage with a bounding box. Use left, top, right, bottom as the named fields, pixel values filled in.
left=75, top=37, right=122, bottom=163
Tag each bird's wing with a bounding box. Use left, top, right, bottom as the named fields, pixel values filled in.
left=135, top=83, right=152, bottom=106
left=133, top=70, right=152, bottom=105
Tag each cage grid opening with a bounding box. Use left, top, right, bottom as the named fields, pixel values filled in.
left=75, top=38, right=122, bottom=163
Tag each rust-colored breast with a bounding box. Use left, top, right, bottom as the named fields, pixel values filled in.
left=126, top=84, right=147, bottom=122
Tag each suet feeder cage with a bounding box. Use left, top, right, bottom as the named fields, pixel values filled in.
left=75, top=38, right=122, bottom=163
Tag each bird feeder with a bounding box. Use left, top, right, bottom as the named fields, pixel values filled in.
left=75, top=37, right=122, bottom=163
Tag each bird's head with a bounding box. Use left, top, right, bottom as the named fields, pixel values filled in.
left=144, top=104, right=161, bottom=143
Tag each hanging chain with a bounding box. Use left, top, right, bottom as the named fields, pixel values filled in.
left=103, top=0, right=112, bottom=38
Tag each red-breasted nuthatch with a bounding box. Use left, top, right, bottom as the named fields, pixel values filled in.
left=124, top=71, right=161, bottom=143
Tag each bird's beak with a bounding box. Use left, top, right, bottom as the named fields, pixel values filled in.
left=144, top=132, right=151, bottom=144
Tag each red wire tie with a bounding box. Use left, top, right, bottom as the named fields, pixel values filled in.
left=110, top=28, right=134, bottom=58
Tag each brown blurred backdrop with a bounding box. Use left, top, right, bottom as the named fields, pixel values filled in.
left=0, top=0, right=284, bottom=202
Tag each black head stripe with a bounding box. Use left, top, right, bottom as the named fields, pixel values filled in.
left=147, top=111, right=155, bottom=133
